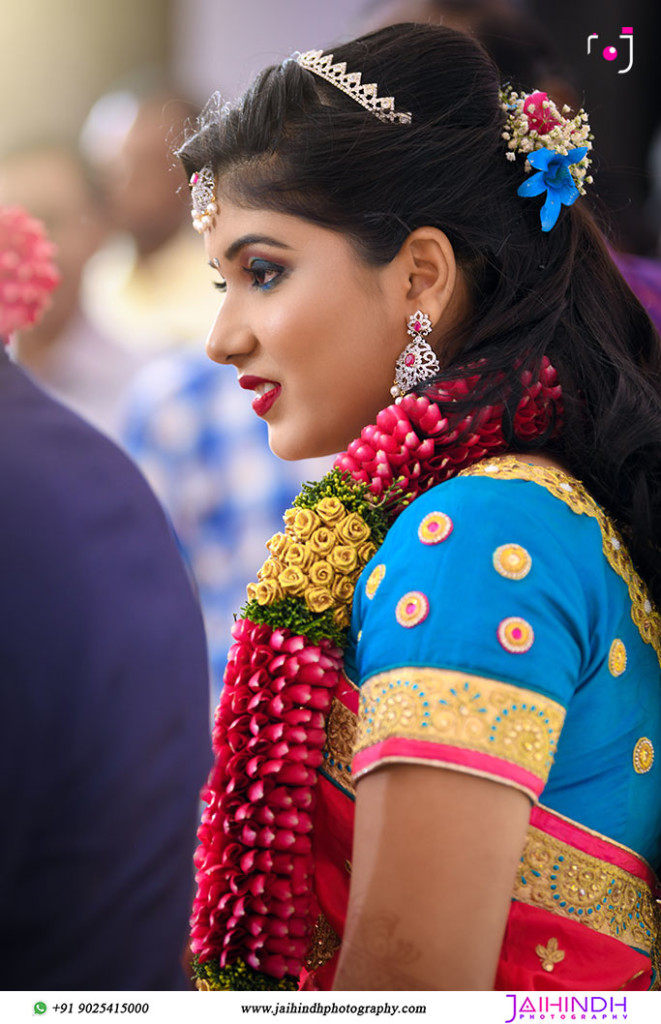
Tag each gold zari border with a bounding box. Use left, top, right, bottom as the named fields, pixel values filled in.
left=355, top=668, right=566, bottom=786
left=322, top=697, right=358, bottom=797
left=459, top=457, right=661, bottom=664
left=515, top=824, right=661, bottom=958
left=304, top=913, right=341, bottom=973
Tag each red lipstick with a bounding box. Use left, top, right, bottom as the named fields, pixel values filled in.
left=239, top=375, right=282, bottom=417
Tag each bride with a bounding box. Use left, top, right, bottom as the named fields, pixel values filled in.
left=178, top=24, right=661, bottom=990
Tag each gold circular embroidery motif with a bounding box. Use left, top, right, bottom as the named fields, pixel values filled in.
left=608, top=638, right=627, bottom=677
left=498, top=616, right=534, bottom=654
left=326, top=699, right=358, bottom=767
left=395, top=591, right=429, bottom=628
left=493, top=543, right=532, bottom=580
left=365, top=563, right=386, bottom=599
left=633, top=737, right=654, bottom=774
left=418, top=511, right=453, bottom=545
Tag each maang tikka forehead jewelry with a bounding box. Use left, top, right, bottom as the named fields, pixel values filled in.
left=189, top=165, right=218, bottom=234
left=391, top=310, right=440, bottom=399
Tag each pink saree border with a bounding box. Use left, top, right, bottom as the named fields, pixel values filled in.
left=352, top=735, right=544, bottom=800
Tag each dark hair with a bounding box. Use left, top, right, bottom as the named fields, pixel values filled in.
left=361, top=0, right=573, bottom=96
left=178, top=23, right=661, bottom=607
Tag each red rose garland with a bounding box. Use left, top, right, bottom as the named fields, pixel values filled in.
left=190, top=357, right=562, bottom=990
left=192, top=625, right=343, bottom=983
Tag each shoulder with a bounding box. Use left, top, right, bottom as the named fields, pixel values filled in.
left=0, top=359, right=207, bottom=713
left=0, top=358, right=191, bottom=584
left=382, top=458, right=602, bottom=570
left=354, top=459, right=617, bottom=706
left=0, top=358, right=144, bottom=494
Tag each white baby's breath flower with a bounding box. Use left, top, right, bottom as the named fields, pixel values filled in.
left=500, top=83, right=593, bottom=196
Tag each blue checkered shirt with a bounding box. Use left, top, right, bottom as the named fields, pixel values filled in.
left=121, top=350, right=333, bottom=702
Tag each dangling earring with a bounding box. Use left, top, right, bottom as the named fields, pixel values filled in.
left=390, top=310, right=440, bottom=399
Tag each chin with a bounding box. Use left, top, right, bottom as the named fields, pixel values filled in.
left=268, top=427, right=339, bottom=462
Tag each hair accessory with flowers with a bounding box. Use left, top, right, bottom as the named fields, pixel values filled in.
left=0, top=206, right=60, bottom=342
left=189, top=356, right=563, bottom=991
left=500, top=87, right=593, bottom=232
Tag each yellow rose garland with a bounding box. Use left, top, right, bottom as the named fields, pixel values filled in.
left=245, top=496, right=382, bottom=623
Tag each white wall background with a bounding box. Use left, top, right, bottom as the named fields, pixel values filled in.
left=173, top=0, right=370, bottom=104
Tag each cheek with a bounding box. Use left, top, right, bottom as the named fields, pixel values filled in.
left=259, top=290, right=332, bottom=368
left=262, top=303, right=305, bottom=337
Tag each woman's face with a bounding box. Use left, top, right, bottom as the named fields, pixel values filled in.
left=203, top=197, right=406, bottom=460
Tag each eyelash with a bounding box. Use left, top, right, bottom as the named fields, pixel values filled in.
left=244, top=259, right=285, bottom=291
left=211, top=259, right=285, bottom=294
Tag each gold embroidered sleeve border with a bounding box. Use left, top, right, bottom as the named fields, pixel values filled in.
left=354, top=667, right=566, bottom=785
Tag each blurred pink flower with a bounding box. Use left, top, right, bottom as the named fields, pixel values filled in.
left=0, top=206, right=60, bottom=340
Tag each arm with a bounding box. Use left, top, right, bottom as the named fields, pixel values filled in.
left=333, top=765, right=530, bottom=990
left=336, top=475, right=589, bottom=990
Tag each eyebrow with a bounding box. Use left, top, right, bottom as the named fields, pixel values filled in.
left=219, top=234, right=293, bottom=263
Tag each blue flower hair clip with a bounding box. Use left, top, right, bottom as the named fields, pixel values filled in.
left=500, top=87, right=593, bottom=232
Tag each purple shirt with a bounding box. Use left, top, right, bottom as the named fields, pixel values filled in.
left=0, top=349, right=211, bottom=989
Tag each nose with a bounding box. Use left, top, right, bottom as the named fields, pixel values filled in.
left=205, top=297, right=255, bottom=366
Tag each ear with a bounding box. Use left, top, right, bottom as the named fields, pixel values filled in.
left=395, top=227, right=458, bottom=326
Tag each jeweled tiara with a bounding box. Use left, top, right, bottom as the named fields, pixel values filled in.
left=295, top=50, right=412, bottom=126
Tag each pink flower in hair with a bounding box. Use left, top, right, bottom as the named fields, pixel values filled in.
left=0, top=206, right=60, bottom=341
left=522, top=92, right=562, bottom=135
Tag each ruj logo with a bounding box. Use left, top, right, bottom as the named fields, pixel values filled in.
left=587, top=27, right=634, bottom=73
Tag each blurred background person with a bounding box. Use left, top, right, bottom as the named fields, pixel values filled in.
left=81, top=85, right=219, bottom=354
left=122, top=351, right=334, bottom=704
left=0, top=144, right=143, bottom=439
left=0, top=205, right=211, bottom=989
left=78, top=80, right=335, bottom=702
left=75, top=77, right=334, bottom=701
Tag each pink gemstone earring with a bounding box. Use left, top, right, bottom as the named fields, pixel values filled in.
left=390, top=310, right=439, bottom=399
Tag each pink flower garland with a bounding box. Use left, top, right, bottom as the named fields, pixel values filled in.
left=190, top=357, right=562, bottom=988
left=0, top=206, right=60, bottom=340
left=337, top=360, right=561, bottom=500
left=191, top=623, right=343, bottom=979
